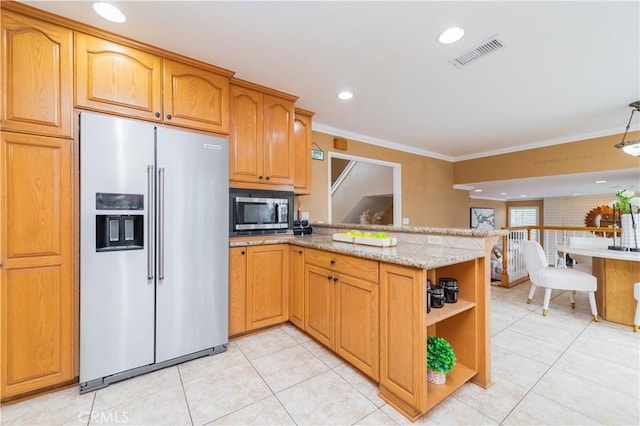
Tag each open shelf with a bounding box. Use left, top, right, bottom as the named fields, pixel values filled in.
left=425, top=299, right=475, bottom=327
left=426, top=362, right=477, bottom=411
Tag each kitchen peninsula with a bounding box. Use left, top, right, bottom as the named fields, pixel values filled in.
left=230, top=224, right=506, bottom=420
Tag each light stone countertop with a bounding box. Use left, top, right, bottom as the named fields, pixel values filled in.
left=311, top=222, right=509, bottom=237
left=557, top=244, right=640, bottom=262
left=230, top=234, right=485, bottom=269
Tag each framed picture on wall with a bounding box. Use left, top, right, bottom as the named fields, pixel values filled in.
left=470, top=208, right=495, bottom=230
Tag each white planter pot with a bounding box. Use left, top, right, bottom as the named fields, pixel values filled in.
left=620, top=214, right=640, bottom=249
left=427, top=369, right=446, bottom=385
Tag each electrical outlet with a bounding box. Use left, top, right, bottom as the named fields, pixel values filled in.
left=402, top=217, right=410, bottom=225
left=427, top=235, right=443, bottom=245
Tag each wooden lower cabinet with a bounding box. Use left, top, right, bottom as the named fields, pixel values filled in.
left=304, top=248, right=379, bottom=380
left=228, top=247, right=247, bottom=336
left=379, top=263, right=427, bottom=418
left=379, top=258, right=489, bottom=421
left=246, top=245, right=289, bottom=329
left=304, top=264, right=335, bottom=348
left=1, top=131, right=76, bottom=401
left=335, top=273, right=379, bottom=379
left=228, top=244, right=289, bottom=336
left=289, top=246, right=305, bottom=329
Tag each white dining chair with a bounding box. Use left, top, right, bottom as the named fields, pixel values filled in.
left=522, top=240, right=598, bottom=320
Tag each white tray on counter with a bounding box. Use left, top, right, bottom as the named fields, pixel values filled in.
left=332, top=233, right=398, bottom=247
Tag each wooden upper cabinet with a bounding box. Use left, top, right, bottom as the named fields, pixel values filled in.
left=1, top=11, right=73, bottom=138
left=1, top=132, right=75, bottom=400
left=163, top=59, right=229, bottom=133
left=229, top=80, right=297, bottom=187
left=75, top=33, right=231, bottom=133
left=293, top=109, right=314, bottom=194
left=229, top=85, right=263, bottom=182
left=263, top=94, right=295, bottom=185
left=75, top=32, right=163, bottom=122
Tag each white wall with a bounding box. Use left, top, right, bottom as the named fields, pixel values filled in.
left=331, top=161, right=393, bottom=223
left=543, top=195, right=614, bottom=226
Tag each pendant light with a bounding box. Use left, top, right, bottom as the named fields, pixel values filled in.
left=614, top=101, right=640, bottom=157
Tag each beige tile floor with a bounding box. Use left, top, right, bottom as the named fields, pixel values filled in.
left=2, top=282, right=639, bottom=425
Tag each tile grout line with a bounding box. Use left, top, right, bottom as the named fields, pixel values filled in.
left=496, top=316, right=598, bottom=425
left=491, top=286, right=593, bottom=425
left=176, top=364, right=195, bottom=426
left=330, top=363, right=386, bottom=415
left=198, top=340, right=280, bottom=425
left=226, top=335, right=315, bottom=425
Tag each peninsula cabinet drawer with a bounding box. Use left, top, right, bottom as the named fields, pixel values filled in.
left=304, top=248, right=378, bottom=283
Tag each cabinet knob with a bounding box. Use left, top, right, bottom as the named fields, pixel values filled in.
left=265, top=176, right=270, bottom=181
left=155, top=112, right=161, bottom=118
left=166, top=114, right=172, bottom=120
left=258, top=175, right=263, bottom=180
left=330, top=259, right=336, bottom=265
left=298, top=250, right=303, bottom=254
left=333, top=277, right=338, bottom=282
left=327, top=275, right=332, bottom=280
left=241, top=250, right=245, bottom=255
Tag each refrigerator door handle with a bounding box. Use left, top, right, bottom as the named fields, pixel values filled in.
left=158, top=167, right=165, bottom=280
left=147, top=165, right=154, bottom=280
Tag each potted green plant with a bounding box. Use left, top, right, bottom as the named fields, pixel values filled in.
left=426, top=336, right=456, bottom=385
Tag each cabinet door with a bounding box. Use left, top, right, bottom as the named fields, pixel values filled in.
left=336, top=274, right=379, bottom=380
left=75, top=33, right=162, bottom=121
left=379, top=263, right=427, bottom=417
left=263, top=94, right=294, bottom=185
left=229, top=85, right=263, bottom=183
left=1, top=11, right=73, bottom=137
left=293, top=110, right=313, bottom=194
left=1, top=132, right=74, bottom=400
left=163, top=59, right=229, bottom=134
left=246, top=245, right=289, bottom=330
left=304, top=264, right=335, bottom=349
left=289, top=246, right=305, bottom=329
left=228, top=247, right=247, bottom=337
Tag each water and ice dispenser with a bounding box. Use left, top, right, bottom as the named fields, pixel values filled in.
left=95, top=193, right=144, bottom=251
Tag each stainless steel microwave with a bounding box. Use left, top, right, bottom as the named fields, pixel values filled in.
left=229, top=188, right=293, bottom=236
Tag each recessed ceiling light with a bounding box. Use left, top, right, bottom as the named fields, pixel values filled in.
left=520, top=195, right=527, bottom=198
left=473, top=189, right=483, bottom=192
left=93, top=2, right=126, bottom=23
left=499, top=192, right=507, bottom=195
left=594, top=180, right=607, bottom=184
left=337, top=91, right=354, bottom=100
left=438, top=27, right=465, bottom=44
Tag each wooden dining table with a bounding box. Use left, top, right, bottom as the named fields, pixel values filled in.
left=557, top=245, right=640, bottom=326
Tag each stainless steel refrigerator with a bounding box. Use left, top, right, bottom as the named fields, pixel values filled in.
left=79, top=111, right=228, bottom=392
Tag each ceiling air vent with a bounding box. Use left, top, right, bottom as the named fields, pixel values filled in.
left=450, top=36, right=504, bottom=68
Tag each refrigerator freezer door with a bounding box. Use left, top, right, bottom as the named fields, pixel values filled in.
left=155, top=127, right=229, bottom=363
left=79, top=112, right=156, bottom=383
